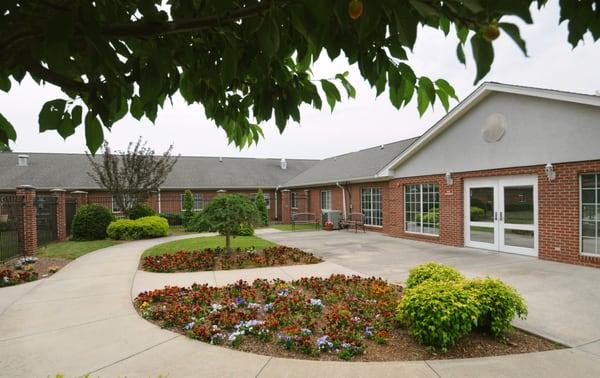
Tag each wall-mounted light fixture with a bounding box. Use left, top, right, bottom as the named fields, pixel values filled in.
left=445, top=172, right=453, bottom=186
left=545, top=163, right=556, bottom=182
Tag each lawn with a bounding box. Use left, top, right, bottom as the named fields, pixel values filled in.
left=142, top=235, right=276, bottom=257
left=270, top=224, right=320, bottom=231
left=37, top=239, right=121, bottom=260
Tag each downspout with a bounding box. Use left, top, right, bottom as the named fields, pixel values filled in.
left=336, top=182, right=347, bottom=219
left=157, top=188, right=161, bottom=213
left=275, top=186, right=280, bottom=220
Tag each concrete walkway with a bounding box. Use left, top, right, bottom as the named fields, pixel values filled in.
left=1, top=232, right=600, bottom=377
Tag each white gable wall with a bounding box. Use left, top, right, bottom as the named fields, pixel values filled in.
left=392, top=92, right=600, bottom=178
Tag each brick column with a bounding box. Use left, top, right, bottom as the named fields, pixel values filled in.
left=16, top=185, right=37, bottom=256
left=304, top=189, right=311, bottom=213
left=70, top=190, right=88, bottom=210
left=281, top=190, right=291, bottom=224
left=51, top=188, right=67, bottom=242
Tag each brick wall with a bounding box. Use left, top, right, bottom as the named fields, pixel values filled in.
left=387, top=160, right=600, bottom=268
left=16, top=185, right=36, bottom=255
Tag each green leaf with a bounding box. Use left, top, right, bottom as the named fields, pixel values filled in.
left=335, top=72, right=356, bottom=99
left=499, top=22, right=528, bottom=56
left=57, top=116, right=75, bottom=139
left=85, top=112, right=104, bottom=154
left=418, top=77, right=436, bottom=107
left=435, top=79, right=458, bottom=100
left=320, top=80, right=341, bottom=111
left=130, top=96, right=144, bottom=120
left=0, top=113, right=17, bottom=144
left=39, top=99, right=67, bottom=132
left=409, top=0, right=439, bottom=19
left=456, top=43, right=466, bottom=65
left=0, top=75, right=11, bottom=92
left=470, top=34, right=494, bottom=84
left=436, top=88, right=450, bottom=112
left=71, top=105, right=83, bottom=127
left=417, top=86, right=430, bottom=116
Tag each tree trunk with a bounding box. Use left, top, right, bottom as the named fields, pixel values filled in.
left=225, top=234, right=231, bottom=253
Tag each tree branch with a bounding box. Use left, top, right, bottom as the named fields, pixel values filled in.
left=25, top=62, right=92, bottom=93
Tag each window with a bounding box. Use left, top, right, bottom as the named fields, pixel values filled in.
left=181, top=193, right=203, bottom=211
left=581, top=174, right=600, bottom=255
left=362, top=188, right=383, bottom=226
left=321, top=190, right=332, bottom=210
left=291, top=192, right=298, bottom=209
left=405, top=184, right=439, bottom=235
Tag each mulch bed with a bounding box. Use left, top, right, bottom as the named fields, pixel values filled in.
left=140, top=246, right=322, bottom=272
left=0, top=256, right=69, bottom=287
left=134, top=275, right=560, bottom=361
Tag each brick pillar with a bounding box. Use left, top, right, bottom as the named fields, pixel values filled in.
left=304, top=189, right=311, bottom=213
left=71, top=190, right=88, bottom=210
left=16, top=185, right=37, bottom=256
left=51, top=188, right=67, bottom=242
left=281, top=190, right=291, bottom=224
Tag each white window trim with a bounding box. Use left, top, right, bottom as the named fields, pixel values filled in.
left=291, top=192, right=298, bottom=209
left=321, top=190, right=332, bottom=210
left=580, top=173, right=600, bottom=257
left=404, top=183, right=440, bottom=236
left=361, top=187, right=383, bottom=227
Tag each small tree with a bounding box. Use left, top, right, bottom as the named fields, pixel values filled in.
left=201, top=194, right=260, bottom=253
left=255, top=189, right=269, bottom=227
left=87, top=137, right=178, bottom=214
left=182, top=189, right=194, bottom=227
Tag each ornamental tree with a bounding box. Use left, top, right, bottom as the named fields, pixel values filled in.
left=86, top=137, right=178, bottom=213
left=201, top=194, right=260, bottom=252
left=255, top=189, right=269, bottom=226
left=0, top=1, right=598, bottom=151
left=182, top=189, right=195, bottom=226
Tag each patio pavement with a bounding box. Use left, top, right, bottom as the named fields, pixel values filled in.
left=0, top=231, right=599, bottom=377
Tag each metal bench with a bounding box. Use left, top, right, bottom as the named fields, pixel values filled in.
left=340, top=212, right=366, bottom=233
left=291, top=212, right=320, bottom=231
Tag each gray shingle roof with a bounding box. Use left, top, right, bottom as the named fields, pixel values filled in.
left=0, top=153, right=317, bottom=190
left=282, top=138, right=418, bottom=187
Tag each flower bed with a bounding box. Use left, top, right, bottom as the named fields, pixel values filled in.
left=134, top=275, right=558, bottom=361
left=1, top=256, right=66, bottom=287
left=140, top=246, right=322, bottom=272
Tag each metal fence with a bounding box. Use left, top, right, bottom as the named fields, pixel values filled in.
left=0, top=195, right=23, bottom=261
left=35, top=195, right=57, bottom=246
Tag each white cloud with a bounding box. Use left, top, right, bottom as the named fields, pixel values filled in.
left=1, top=0, right=598, bottom=159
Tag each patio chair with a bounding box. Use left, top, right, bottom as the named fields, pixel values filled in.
left=340, top=212, right=366, bottom=233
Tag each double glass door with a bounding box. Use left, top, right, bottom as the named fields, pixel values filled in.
left=464, top=176, right=537, bottom=256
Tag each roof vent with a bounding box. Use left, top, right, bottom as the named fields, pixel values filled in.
left=17, top=154, right=29, bottom=167
left=218, top=157, right=223, bottom=162
left=280, top=158, right=287, bottom=170
left=380, top=145, right=385, bottom=149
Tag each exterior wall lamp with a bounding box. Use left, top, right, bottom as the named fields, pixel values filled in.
left=445, top=172, right=453, bottom=186
left=545, top=163, right=556, bottom=182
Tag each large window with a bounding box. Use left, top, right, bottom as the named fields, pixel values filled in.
left=362, top=187, right=383, bottom=226
left=321, top=190, right=332, bottom=210
left=291, top=192, right=298, bottom=209
left=405, top=183, right=439, bottom=235
left=581, top=174, right=600, bottom=255
left=181, top=193, right=203, bottom=211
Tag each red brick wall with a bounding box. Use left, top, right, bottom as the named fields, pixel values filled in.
left=388, top=160, right=600, bottom=268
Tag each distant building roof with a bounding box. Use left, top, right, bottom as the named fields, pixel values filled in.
left=282, top=138, right=418, bottom=188
left=0, top=153, right=317, bottom=190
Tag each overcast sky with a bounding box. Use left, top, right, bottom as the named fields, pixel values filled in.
left=1, top=0, right=599, bottom=159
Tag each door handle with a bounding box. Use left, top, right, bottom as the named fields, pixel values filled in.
left=500, top=212, right=504, bottom=221
left=494, top=212, right=498, bottom=221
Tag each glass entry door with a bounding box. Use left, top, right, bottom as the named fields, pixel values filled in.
left=464, top=176, right=538, bottom=256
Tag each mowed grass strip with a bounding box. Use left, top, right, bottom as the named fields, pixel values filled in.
left=37, top=240, right=121, bottom=260
left=142, top=235, right=276, bottom=257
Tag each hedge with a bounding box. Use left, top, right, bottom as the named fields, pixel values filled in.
left=71, top=204, right=114, bottom=240
left=128, top=203, right=156, bottom=220
left=107, top=216, right=169, bottom=240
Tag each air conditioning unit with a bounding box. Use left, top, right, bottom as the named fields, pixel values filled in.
left=321, top=210, right=342, bottom=229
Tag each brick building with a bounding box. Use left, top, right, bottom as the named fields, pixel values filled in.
left=1, top=82, right=600, bottom=267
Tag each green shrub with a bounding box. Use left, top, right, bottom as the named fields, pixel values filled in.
left=416, top=207, right=439, bottom=223
left=405, top=262, right=464, bottom=289
left=238, top=223, right=255, bottom=236
left=107, top=215, right=169, bottom=240
left=159, top=212, right=183, bottom=226
left=397, top=281, right=479, bottom=351
left=128, top=203, right=156, bottom=220
left=71, top=204, right=114, bottom=240
left=470, top=206, right=485, bottom=221
left=185, top=211, right=212, bottom=232
left=465, top=278, right=528, bottom=337
left=254, top=189, right=269, bottom=226
left=182, top=189, right=194, bottom=227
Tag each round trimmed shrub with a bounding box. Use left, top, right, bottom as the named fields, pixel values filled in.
left=405, top=262, right=464, bottom=289
left=107, top=215, right=169, bottom=240
left=464, top=277, right=528, bottom=337
left=128, top=203, right=156, bottom=220
left=71, top=204, right=114, bottom=240
left=397, top=281, right=479, bottom=351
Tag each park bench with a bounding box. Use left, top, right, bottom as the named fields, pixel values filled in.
left=291, top=212, right=320, bottom=231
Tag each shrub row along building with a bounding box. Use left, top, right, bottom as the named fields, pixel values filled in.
left=2, top=82, right=600, bottom=267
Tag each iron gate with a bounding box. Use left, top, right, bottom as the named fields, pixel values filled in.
left=0, top=195, right=23, bottom=261
left=65, top=197, right=77, bottom=237
left=35, top=195, right=57, bottom=246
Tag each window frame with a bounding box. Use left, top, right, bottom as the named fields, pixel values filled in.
left=320, top=190, right=332, bottom=210
left=580, top=173, right=600, bottom=257
left=404, top=183, right=440, bottom=236
left=290, top=192, right=298, bottom=209
left=180, top=193, right=203, bottom=212
left=361, top=187, right=383, bottom=227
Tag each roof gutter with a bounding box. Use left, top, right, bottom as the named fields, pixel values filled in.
left=283, top=175, right=391, bottom=189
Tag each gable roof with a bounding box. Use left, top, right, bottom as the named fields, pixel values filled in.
left=377, top=82, right=600, bottom=176
left=282, top=138, right=418, bottom=188
left=0, top=153, right=317, bottom=190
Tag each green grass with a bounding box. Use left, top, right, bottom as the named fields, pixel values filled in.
left=270, top=224, right=320, bottom=231
left=37, top=239, right=121, bottom=260
left=169, top=226, right=193, bottom=235
left=142, top=235, right=276, bottom=257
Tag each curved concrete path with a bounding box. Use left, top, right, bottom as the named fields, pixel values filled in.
left=0, top=232, right=599, bottom=377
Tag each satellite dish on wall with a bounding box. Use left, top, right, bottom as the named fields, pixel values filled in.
left=481, top=113, right=507, bottom=143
